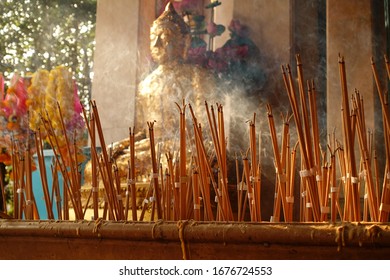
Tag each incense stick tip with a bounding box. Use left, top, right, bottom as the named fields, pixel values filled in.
left=295, top=53, right=302, bottom=65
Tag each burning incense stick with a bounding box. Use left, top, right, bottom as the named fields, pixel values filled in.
left=249, top=113, right=261, bottom=221
left=147, top=121, right=162, bottom=219
left=56, top=102, right=80, bottom=202
left=24, top=142, right=35, bottom=220
left=235, top=153, right=244, bottom=221
left=287, top=141, right=298, bottom=221
left=189, top=103, right=222, bottom=221
left=34, top=129, right=54, bottom=219
left=129, top=128, right=137, bottom=221
left=338, top=55, right=360, bottom=221
left=190, top=170, right=199, bottom=220
left=51, top=163, right=62, bottom=220
left=89, top=112, right=99, bottom=220
left=204, top=102, right=233, bottom=221
left=352, top=90, right=378, bottom=221
left=166, top=152, right=175, bottom=220
left=82, top=102, right=121, bottom=220
left=326, top=130, right=340, bottom=222
left=266, top=104, right=287, bottom=221
left=90, top=100, right=120, bottom=220
left=175, top=101, right=188, bottom=220
left=41, top=112, right=82, bottom=219
left=163, top=163, right=172, bottom=220
left=282, top=63, right=320, bottom=222
left=280, top=113, right=294, bottom=222
left=192, top=122, right=214, bottom=221
left=242, top=151, right=254, bottom=221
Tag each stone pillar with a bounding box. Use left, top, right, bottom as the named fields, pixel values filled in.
left=292, top=0, right=327, bottom=141
left=92, top=0, right=155, bottom=145
left=326, top=0, right=375, bottom=143
left=233, top=0, right=292, bottom=105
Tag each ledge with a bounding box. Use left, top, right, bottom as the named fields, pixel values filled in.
left=0, top=220, right=389, bottom=259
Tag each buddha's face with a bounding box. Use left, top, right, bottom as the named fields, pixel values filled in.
left=150, top=24, right=187, bottom=64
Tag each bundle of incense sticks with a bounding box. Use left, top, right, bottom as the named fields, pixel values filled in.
left=273, top=54, right=390, bottom=223
left=82, top=100, right=133, bottom=221
left=187, top=102, right=234, bottom=221
left=40, top=103, right=83, bottom=220
left=10, top=136, right=39, bottom=220
left=338, top=56, right=361, bottom=222
left=3, top=55, right=390, bottom=224
left=351, top=89, right=378, bottom=221
left=281, top=55, right=322, bottom=222
left=134, top=100, right=235, bottom=222
left=232, top=114, right=263, bottom=222
left=266, top=105, right=296, bottom=222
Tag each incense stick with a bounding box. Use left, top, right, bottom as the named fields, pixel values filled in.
left=266, top=104, right=287, bottom=221
left=339, top=56, right=360, bottom=221
left=175, top=101, right=188, bottom=220
left=147, top=121, right=163, bottom=219
left=129, top=127, right=137, bottom=221
left=282, top=63, right=320, bottom=221
left=34, top=129, right=54, bottom=219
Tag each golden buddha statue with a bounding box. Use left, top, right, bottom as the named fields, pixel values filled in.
left=135, top=2, right=219, bottom=146
left=82, top=3, right=265, bottom=218
left=84, top=3, right=220, bottom=188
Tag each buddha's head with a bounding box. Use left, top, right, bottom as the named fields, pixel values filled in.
left=150, top=2, right=191, bottom=65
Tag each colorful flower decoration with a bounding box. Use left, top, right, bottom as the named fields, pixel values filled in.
left=34, top=66, right=86, bottom=165
left=170, top=1, right=265, bottom=93
left=0, top=66, right=86, bottom=167
left=27, top=69, right=50, bottom=134
left=0, top=72, right=34, bottom=164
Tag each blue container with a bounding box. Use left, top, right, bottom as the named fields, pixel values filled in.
left=32, top=149, right=63, bottom=219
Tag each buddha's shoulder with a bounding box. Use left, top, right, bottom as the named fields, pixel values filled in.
left=140, top=64, right=215, bottom=84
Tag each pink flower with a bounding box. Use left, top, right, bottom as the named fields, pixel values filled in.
left=208, top=58, right=227, bottom=72
left=187, top=45, right=207, bottom=65
left=207, top=22, right=218, bottom=37
left=235, top=45, right=249, bottom=59
left=208, top=51, right=228, bottom=72
left=218, top=46, right=235, bottom=60
left=214, top=47, right=229, bottom=60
